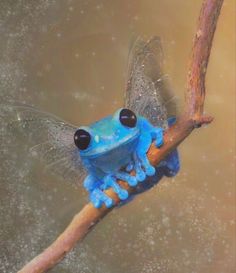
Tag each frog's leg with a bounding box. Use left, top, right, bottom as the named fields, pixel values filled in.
left=133, top=152, right=146, bottom=182
left=103, top=174, right=129, bottom=200
left=136, top=133, right=156, bottom=176
left=159, top=149, right=180, bottom=177
left=135, top=121, right=164, bottom=178
left=139, top=118, right=164, bottom=149
left=151, top=127, right=164, bottom=148
left=84, top=175, right=113, bottom=208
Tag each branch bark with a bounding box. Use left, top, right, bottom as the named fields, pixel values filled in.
left=18, top=0, right=224, bottom=272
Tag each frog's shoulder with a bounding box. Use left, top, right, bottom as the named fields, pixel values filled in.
left=137, top=115, right=153, bottom=130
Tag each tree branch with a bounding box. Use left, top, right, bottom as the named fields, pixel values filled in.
left=18, top=0, right=223, bottom=272
left=186, top=0, right=223, bottom=118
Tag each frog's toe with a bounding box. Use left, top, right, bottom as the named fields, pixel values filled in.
left=145, top=165, right=156, bottom=176
left=134, top=154, right=146, bottom=182
left=90, top=193, right=103, bottom=208
left=104, top=197, right=114, bottom=208
left=136, top=169, right=146, bottom=182
left=115, top=172, right=137, bottom=187
left=121, top=175, right=137, bottom=187
left=126, top=162, right=134, bottom=172
left=93, top=199, right=103, bottom=209
left=134, top=162, right=146, bottom=181
left=138, top=153, right=156, bottom=177
left=104, top=175, right=129, bottom=200
left=125, top=175, right=137, bottom=187
left=119, top=189, right=129, bottom=200
left=155, top=137, right=164, bottom=148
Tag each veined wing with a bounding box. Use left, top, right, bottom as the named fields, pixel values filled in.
left=124, top=36, right=177, bottom=129
left=5, top=104, right=86, bottom=185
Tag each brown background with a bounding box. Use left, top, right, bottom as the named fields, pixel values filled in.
left=0, top=0, right=235, bottom=272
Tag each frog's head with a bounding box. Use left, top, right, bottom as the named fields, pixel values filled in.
left=74, top=108, right=140, bottom=158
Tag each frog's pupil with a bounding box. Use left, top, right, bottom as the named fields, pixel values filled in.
left=119, top=108, right=137, bottom=128
left=74, top=129, right=91, bottom=150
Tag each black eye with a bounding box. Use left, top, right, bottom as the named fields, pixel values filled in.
left=119, top=108, right=137, bottom=128
left=74, top=129, right=91, bottom=150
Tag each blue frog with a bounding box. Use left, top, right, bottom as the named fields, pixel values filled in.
left=11, top=37, right=180, bottom=209
left=74, top=108, right=165, bottom=208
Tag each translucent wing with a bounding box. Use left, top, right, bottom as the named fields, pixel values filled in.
left=5, top=104, right=86, bottom=185
left=124, top=36, right=177, bottom=129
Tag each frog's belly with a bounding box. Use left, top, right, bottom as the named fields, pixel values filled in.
left=89, top=138, right=139, bottom=175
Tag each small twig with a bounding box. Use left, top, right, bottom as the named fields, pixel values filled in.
left=186, top=0, right=223, bottom=119
left=18, top=0, right=223, bottom=272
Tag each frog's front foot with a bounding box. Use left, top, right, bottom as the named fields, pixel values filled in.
left=84, top=174, right=113, bottom=208
left=103, top=172, right=138, bottom=199
left=133, top=127, right=164, bottom=181
left=104, top=174, right=129, bottom=200
left=89, top=188, right=114, bottom=209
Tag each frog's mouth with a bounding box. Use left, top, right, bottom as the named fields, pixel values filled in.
left=82, top=130, right=139, bottom=158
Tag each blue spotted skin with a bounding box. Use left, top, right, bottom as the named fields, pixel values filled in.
left=78, top=108, right=165, bottom=208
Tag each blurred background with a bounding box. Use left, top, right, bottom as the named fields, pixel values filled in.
left=0, top=0, right=235, bottom=272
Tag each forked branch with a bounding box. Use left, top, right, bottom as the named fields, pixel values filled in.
left=18, top=0, right=223, bottom=272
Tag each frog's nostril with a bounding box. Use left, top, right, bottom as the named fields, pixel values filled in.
left=94, top=135, right=100, bottom=143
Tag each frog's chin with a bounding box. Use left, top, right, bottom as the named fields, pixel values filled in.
left=81, top=131, right=139, bottom=158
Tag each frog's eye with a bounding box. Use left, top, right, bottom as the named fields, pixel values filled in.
left=74, top=129, right=91, bottom=150
left=119, top=108, right=137, bottom=128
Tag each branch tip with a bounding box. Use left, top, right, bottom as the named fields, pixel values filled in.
left=193, top=115, right=214, bottom=128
